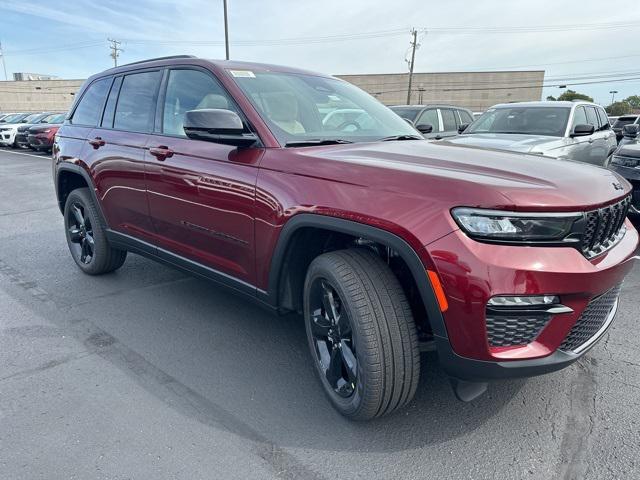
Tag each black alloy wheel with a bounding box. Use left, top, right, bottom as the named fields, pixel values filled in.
left=308, top=278, right=358, bottom=398
left=66, top=203, right=95, bottom=265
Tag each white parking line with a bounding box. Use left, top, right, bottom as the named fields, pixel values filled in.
left=0, top=148, right=50, bottom=159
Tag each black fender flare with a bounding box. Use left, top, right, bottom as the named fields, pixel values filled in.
left=262, top=214, right=448, bottom=338
left=55, top=162, right=108, bottom=228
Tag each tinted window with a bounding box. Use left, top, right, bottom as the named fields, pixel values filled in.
left=440, top=109, right=457, bottom=131
left=101, top=76, right=123, bottom=128
left=585, top=107, right=599, bottom=128
left=389, top=107, right=421, bottom=122
left=416, top=109, right=440, bottom=132
left=458, top=110, right=474, bottom=124
left=572, top=106, right=588, bottom=128
left=163, top=69, right=237, bottom=136
left=114, top=71, right=161, bottom=133
left=596, top=108, right=610, bottom=130
left=72, top=78, right=111, bottom=126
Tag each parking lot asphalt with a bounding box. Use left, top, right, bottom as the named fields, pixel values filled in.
left=0, top=147, right=639, bottom=480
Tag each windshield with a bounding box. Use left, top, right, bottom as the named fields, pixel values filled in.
left=2, top=113, right=27, bottom=124
left=613, top=117, right=637, bottom=128
left=23, top=113, right=45, bottom=123
left=389, top=107, right=422, bottom=122
left=229, top=70, right=419, bottom=145
left=466, top=106, right=571, bottom=137
left=43, top=113, right=65, bottom=124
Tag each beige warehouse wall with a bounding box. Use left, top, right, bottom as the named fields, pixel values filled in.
left=337, top=71, right=545, bottom=111
left=0, top=79, right=84, bottom=113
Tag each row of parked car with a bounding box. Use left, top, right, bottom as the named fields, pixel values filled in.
left=0, top=111, right=66, bottom=152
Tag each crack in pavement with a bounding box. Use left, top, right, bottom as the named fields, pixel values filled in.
left=0, top=257, right=326, bottom=480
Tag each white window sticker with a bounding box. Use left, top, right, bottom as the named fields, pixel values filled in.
left=229, top=70, right=256, bottom=78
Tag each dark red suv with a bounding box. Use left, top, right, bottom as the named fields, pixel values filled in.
left=53, top=56, right=639, bottom=420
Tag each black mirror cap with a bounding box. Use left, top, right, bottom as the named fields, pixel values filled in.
left=571, top=124, right=595, bottom=137
left=458, top=123, right=470, bottom=133
left=183, top=109, right=258, bottom=147
left=416, top=123, right=433, bottom=134
left=622, top=124, right=640, bottom=137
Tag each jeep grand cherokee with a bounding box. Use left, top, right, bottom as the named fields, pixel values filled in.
left=53, top=56, right=639, bottom=420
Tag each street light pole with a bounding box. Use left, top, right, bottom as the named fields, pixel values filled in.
left=223, top=0, right=230, bottom=60
left=610, top=90, right=618, bottom=104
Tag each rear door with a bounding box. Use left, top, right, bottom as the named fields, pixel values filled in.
left=82, top=70, right=162, bottom=243
left=566, top=106, right=592, bottom=163
left=144, top=67, right=262, bottom=287
left=584, top=106, right=608, bottom=165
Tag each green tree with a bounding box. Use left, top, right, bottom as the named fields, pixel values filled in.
left=557, top=89, right=594, bottom=102
left=546, top=95, right=557, bottom=101
left=624, top=95, right=640, bottom=109
left=606, top=101, right=632, bottom=116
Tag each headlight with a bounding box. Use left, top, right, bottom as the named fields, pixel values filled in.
left=610, top=155, right=639, bottom=168
left=451, top=208, right=581, bottom=242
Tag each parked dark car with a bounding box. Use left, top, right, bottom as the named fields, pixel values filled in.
left=15, top=112, right=58, bottom=148
left=27, top=113, right=66, bottom=152
left=612, top=115, right=639, bottom=142
left=53, top=56, right=638, bottom=420
left=617, top=124, right=640, bottom=149
left=609, top=142, right=640, bottom=219
left=389, top=104, right=474, bottom=139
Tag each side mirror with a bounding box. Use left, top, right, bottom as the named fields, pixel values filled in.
left=570, top=124, right=595, bottom=137
left=415, top=124, right=433, bottom=134
left=183, top=109, right=258, bottom=148
left=622, top=124, right=640, bottom=138
left=458, top=123, right=469, bottom=133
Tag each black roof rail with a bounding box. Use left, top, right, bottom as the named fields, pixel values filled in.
left=117, top=55, right=197, bottom=68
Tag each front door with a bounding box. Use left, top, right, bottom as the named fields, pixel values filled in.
left=144, top=67, right=262, bottom=287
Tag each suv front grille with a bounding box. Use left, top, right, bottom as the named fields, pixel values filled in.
left=559, top=285, right=621, bottom=353
left=630, top=181, right=640, bottom=210
left=580, top=197, right=631, bottom=258
left=486, top=312, right=551, bottom=347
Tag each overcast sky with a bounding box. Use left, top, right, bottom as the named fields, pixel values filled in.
left=1, top=0, right=639, bottom=106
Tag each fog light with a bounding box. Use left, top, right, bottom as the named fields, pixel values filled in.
left=487, top=295, right=559, bottom=307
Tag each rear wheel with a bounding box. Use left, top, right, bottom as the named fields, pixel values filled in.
left=303, top=249, right=420, bottom=420
left=64, top=188, right=127, bottom=275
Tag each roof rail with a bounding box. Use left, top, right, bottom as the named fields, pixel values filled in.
left=117, top=55, right=197, bottom=68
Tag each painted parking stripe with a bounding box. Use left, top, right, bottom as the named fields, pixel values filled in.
left=0, top=149, right=50, bottom=159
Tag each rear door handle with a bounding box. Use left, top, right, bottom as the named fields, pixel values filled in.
left=88, top=137, right=105, bottom=149
left=149, top=146, right=174, bottom=161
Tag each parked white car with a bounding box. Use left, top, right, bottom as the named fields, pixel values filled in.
left=0, top=112, right=43, bottom=148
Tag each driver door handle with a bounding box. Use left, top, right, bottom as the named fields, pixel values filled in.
left=149, top=146, right=174, bottom=161
left=88, top=137, right=105, bottom=149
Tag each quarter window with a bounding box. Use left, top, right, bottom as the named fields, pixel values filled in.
left=114, top=71, right=162, bottom=133
left=162, top=69, right=238, bottom=136
left=72, top=77, right=111, bottom=126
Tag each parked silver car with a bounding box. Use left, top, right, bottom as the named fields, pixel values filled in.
left=446, top=101, right=617, bottom=166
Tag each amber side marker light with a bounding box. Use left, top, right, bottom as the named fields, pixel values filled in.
left=427, top=270, right=449, bottom=312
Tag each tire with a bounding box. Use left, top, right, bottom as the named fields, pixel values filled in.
left=303, top=248, right=420, bottom=420
left=63, top=188, right=127, bottom=275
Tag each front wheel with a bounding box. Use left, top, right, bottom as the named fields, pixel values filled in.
left=64, top=188, right=127, bottom=275
left=304, top=249, right=420, bottom=420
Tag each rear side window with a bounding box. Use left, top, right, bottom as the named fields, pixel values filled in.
left=162, top=69, right=238, bottom=137
left=114, top=71, right=162, bottom=133
left=596, top=108, right=610, bottom=130
left=416, top=109, right=440, bottom=132
left=440, top=109, right=457, bottom=131
left=72, top=77, right=112, bottom=126
left=101, top=76, right=123, bottom=128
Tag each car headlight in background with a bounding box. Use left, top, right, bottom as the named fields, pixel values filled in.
left=451, top=208, right=581, bottom=242
left=610, top=155, right=639, bottom=168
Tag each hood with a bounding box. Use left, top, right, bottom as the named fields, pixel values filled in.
left=282, top=140, right=631, bottom=211
left=29, top=124, right=61, bottom=133
left=0, top=123, right=23, bottom=130
left=442, top=133, right=559, bottom=153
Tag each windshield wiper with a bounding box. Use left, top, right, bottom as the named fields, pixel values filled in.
left=284, top=139, right=354, bottom=147
left=379, top=134, right=423, bottom=142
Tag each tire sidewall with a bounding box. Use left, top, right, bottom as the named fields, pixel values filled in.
left=303, top=258, right=367, bottom=418
left=63, top=189, right=102, bottom=274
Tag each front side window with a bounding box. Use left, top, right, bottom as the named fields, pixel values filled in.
left=458, top=110, right=474, bottom=124
left=468, top=107, right=571, bottom=137
left=572, top=106, right=588, bottom=128
left=114, top=71, right=161, bottom=133
left=72, top=77, right=111, bottom=126
left=230, top=70, right=419, bottom=145
left=416, top=109, right=440, bottom=132
left=585, top=107, right=599, bottom=129
left=163, top=69, right=238, bottom=136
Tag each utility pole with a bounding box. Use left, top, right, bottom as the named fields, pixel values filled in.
left=108, top=38, right=123, bottom=67
left=0, top=42, right=8, bottom=81
left=406, top=28, right=418, bottom=105
left=223, top=0, right=230, bottom=60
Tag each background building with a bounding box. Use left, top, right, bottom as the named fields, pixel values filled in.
left=0, top=79, right=82, bottom=112
left=337, top=70, right=545, bottom=111
left=12, top=72, right=60, bottom=81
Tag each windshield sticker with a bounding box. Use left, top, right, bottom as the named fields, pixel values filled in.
left=230, top=70, right=256, bottom=78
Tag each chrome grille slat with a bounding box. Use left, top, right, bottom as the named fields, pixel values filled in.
left=581, top=196, right=631, bottom=259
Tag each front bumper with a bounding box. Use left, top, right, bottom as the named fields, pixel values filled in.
left=609, top=164, right=640, bottom=215
left=0, top=131, right=16, bottom=145
left=424, top=219, right=638, bottom=380
left=27, top=134, right=53, bottom=149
